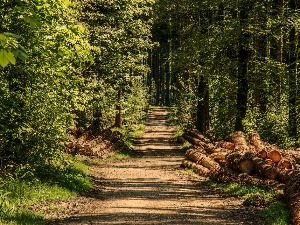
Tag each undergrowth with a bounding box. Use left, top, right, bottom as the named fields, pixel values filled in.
left=0, top=115, right=145, bottom=224
left=115, top=123, right=145, bottom=148
left=210, top=182, right=292, bottom=225
left=0, top=154, right=92, bottom=225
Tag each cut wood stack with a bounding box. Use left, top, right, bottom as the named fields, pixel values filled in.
left=181, top=129, right=300, bottom=224
left=65, top=129, right=130, bottom=158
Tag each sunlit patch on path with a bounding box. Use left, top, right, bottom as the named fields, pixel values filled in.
left=47, top=107, right=263, bottom=225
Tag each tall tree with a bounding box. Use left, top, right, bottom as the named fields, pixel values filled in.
left=235, top=0, right=254, bottom=131
left=288, top=0, right=298, bottom=139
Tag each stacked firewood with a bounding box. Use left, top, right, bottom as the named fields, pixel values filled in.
left=181, top=129, right=300, bottom=225
left=65, top=129, right=129, bottom=158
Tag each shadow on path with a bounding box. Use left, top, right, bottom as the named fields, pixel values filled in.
left=46, top=107, right=263, bottom=225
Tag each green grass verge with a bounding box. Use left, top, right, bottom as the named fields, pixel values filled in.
left=210, top=181, right=292, bottom=225
left=113, top=123, right=145, bottom=148
left=0, top=155, right=92, bottom=225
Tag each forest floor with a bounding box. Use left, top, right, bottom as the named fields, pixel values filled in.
left=41, top=107, right=265, bottom=224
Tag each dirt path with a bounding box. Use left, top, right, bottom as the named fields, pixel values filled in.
left=47, top=107, right=264, bottom=225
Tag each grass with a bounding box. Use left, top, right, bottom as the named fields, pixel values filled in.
left=0, top=155, right=93, bottom=225
left=112, top=123, right=145, bottom=147
left=0, top=116, right=147, bottom=224
left=209, top=181, right=292, bottom=225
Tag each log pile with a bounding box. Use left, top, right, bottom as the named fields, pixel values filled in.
left=181, top=130, right=300, bottom=224
left=65, top=129, right=130, bottom=158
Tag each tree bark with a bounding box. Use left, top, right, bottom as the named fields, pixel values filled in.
left=196, top=76, right=210, bottom=133
left=114, top=86, right=122, bottom=128
left=288, top=0, right=298, bottom=140
left=235, top=1, right=253, bottom=131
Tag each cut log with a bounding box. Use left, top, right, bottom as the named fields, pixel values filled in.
left=265, top=159, right=275, bottom=166
left=210, top=152, right=228, bottom=167
left=277, top=158, right=294, bottom=170
left=182, top=160, right=211, bottom=177
left=183, top=134, right=202, bottom=146
left=225, top=151, right=255, bottom=174
left=249, top=132, right=265, bottom=152
left=284, top=171, right=300, bottom=225
left=185, top=149, right=206, bottom=162
left=84, top=144, right=90, bottom=151
left=231, top=131, right=249, bottom=151
left=183, top=134, right=215, bottom=154
left=257, top=149, right=268, bottom=159
left=182, top=158, right=285, bottom=199
left=219, top=141, right=235, bottom=151
left=186, top=129, right=210, bottom=143
left=253, top=157, right=278, bottom=180
left=267, top=150, right=282, bottom=163
left=278, top=169, right=295, bottom=184
left=210, top=152, right=228, bottom=161
left=185, top=149, right=221, bottom=171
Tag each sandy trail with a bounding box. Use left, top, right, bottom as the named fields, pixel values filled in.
left=47, top=107, right=263, bottom=225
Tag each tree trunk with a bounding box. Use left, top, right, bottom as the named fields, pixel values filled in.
left=288, top=0, right=298, bottom=140
left=196, top=76, right=210, bottom=133
left=235, top=1, right=253, bottom=131
left=114, top=86, right=122, bottom=128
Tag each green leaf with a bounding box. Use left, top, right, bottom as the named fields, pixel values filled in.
left=6, top=51, right=16, bottom=65
left=3, top=32, right=21, bottom=39
left=0, top=34, right=7, bottom=41
left=0, top=50, right=10, bottom=68
left=63, top=0, right=72, bottom=7
left=12, top=49, right=28, bottom=60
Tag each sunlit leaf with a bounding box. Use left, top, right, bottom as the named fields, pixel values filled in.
left=6, top=51, right=16, bottom=65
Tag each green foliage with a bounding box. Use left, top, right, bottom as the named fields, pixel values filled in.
left=0, top=155, right=91, bottom=224
left=152, top=0, right=300, bottom=146
left=0, top=0, right=153, bottom=176
left=0, top=0, right=154, bottom=218
left=211, top=182, right=274, bottom=204
left=261, top=201, right=292, bottom=225
left=210, top=181, right=292, bottom=225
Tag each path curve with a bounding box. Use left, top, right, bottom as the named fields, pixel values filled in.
left=48, top=107, right=263, bottom=225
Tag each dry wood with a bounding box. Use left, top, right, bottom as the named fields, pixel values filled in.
left=265, top=159, right=275, bottom=166
left=210, top=152, right=228, bottom=161
left=182, top=159, right=285, bottom=199
left=257, top=149, right=268, bottom=159
left=225, top=151, right=255, bottom=174
left=185, top=149, right=221, bottom=171
left=185, top=149, right=206, bottom=161
left=186, top=129, right=210, bottom=143
left=284, top=170, right=300, bottom=225
left=183, top=134, right=216, bottom=154
left=231, top=131, right=249, bottom=151
left=210, top=152, right=228, bottom=167
left=249, top=132, right=265, bottom=152
left=219, top=141, right=235, bottom=150
left=253, top=157, right=278, bottom=180
left=183, top=134, right=202, bottom=146
left=182, top=160, right=211, bottom=176
left=292, top=150, right=300, bottom=165
left=277, top=158, right=294, bottom=170
left=267, top=150, right=282, bottom=163
left=212, top=147, right=232, bottom=154
left=278, top=169, right=295, bottom=184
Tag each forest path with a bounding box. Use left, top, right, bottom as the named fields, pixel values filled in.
left=47, top=107, right=263, bottom=225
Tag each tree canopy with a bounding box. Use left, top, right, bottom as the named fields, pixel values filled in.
left=0, top=0, right=300, bottom=173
